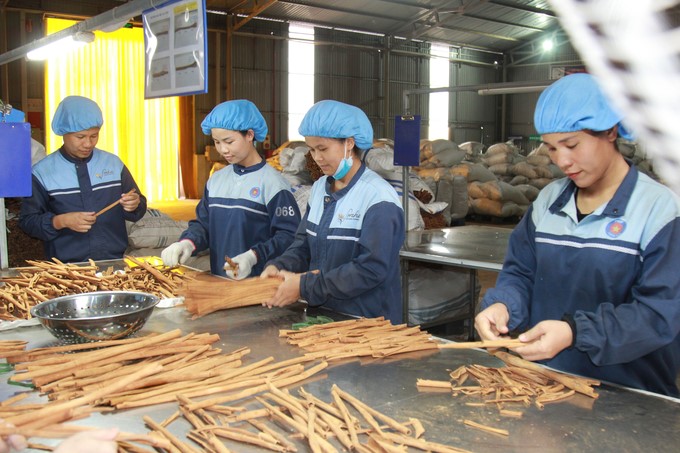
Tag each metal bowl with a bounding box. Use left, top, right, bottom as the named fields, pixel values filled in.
left=30, top=291, right=159, bottom=343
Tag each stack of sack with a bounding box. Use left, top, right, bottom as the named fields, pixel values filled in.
left=415, top=137, right=661, bottom=220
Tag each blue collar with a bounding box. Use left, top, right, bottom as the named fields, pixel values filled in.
left=59, top=146, right=94, bottom=164
left=325, top=164, right=366, bottom=200
left=549, top=159, right=638, bottom=218
left=233, top=160, right=266, bottom=175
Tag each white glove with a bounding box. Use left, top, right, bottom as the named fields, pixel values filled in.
left=224, top=250, right=257, bottom=280
left=161, top=240, right=195, bottom=267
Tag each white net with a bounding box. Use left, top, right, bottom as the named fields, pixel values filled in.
left=548, top=0, right=680, bottom=193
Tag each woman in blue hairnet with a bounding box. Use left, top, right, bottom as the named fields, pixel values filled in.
left=475, top=73, right=680, bottom=397
left=161, top=100, right=301, bottom=278
left=261, top=100, right=405, bottom=324
left=19, top=96, right=146, bottom=262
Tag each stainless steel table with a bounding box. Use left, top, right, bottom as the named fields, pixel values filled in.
left=400, top=226, right=511, bottom=335
left=1, top=301, right=679, bottom=452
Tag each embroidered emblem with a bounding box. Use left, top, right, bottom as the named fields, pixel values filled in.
left=249, top=187, right=260, bottom=198
left=95, top=169, right=114, bottom=179
left=605, top=219, right=626, bottom=238
left=338, top=209, right=361, bottom=224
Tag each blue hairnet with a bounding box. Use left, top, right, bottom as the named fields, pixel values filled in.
left=2, top=108, right=25, bottom=123
left=299, top=100, right=373, bottom=150
left=534, top=73, right=634, bottom=140
left=51, top=96, right=103, bottom=136
left=201, top=100, right=268, bottom=141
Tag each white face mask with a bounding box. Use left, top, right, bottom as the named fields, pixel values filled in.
left=332, top=141, right=353, bottom=179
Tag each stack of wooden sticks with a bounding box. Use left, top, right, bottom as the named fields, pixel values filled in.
left=180, top=273, right=282, bottom=317
left=0, top=331, right=328, bottom=450
left=147, top=382, right=471, bottom=452
left=280, top=317, right=441, bottom=361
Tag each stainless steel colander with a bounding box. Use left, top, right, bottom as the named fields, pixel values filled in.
left=30, top=291, right=159, bottom=343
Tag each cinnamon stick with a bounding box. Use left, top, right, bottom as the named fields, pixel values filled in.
left=95, top=188, right=136, bottom=217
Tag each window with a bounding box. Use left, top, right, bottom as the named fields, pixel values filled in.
left=429, top=43, right=450, bottom=140
left=288, top=22, right=315, bottom=141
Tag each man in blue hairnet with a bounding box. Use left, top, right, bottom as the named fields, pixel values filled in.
left=475, top=73, right=680, bottom=397
left=161, top=100, right=300, bottom=278
left=19, top=96, right=146, bottom=263
left=261, top=100, right=405, bottom=324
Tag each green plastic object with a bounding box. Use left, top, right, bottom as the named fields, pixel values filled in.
left=292, top=315, right=334, bottom=330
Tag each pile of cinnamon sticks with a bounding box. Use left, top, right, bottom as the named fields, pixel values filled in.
left=0, top=256, right=189, bottom=321
left=0, top=329, right=332, bottom=450
left=145, top=382, right=471, bottom=452
left=417, top=350, right=600, bottom=416
left=280, top=317, right=440, bottom=361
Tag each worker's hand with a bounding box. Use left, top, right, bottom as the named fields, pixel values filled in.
left=513, top=320, right=572, bottom=361
left=263, top=270, right=301, bottom=308
left=224, top=250, right=257, bottom=280
left=161, top=240, right=195, bottom=267
left=0, top=419, right=27, bottom=453
left=52, top=212, right=96, bottom=233
left=54, top=428, right=119, bottom=453
left=474, top=302, right=510, bottom=341
left=120, top=190, right=141, bottom=212
left=260, top=265, right=281, bottom=279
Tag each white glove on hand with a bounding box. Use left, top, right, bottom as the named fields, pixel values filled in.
left=161, top=240, right=195, bottom=267
left=224, top=250, right=257, bottom=280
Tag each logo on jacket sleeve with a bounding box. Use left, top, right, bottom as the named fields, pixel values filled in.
left=249, top=187, right=261, bottom=198
left=605, top=219, right=626, bottom=238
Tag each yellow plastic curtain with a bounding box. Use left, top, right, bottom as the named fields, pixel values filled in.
left=44, top=18, right=180, bottom=202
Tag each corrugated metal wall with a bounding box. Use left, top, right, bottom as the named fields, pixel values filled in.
left=504, top=41, right=583, bottom=153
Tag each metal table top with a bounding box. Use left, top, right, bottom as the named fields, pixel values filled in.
left=400, top=226, right=511, bottom=271
left=2, top=300, right=679, bottom=452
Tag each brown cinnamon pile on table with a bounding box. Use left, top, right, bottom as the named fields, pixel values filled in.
left=0, top=329, right=329, bottom=451
left=0, top=256, right=190, bottom=321
left=418, top=350, right=600, bottom=414
left=280, top=316, right=440, bottom=361
left=146, top=382, right=472, bottom=452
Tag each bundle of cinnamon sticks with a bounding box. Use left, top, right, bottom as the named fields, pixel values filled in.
left=0, top=257, right=190, bottom=321
left=180, top=273, right=282, bottom=317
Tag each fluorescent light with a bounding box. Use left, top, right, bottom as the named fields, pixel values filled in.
left=27, top=31, right=95, bottom=61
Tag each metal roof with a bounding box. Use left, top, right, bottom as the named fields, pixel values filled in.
left=213, top=0, right=560, bottom=52
left=3, top=0, right=561, bottom=54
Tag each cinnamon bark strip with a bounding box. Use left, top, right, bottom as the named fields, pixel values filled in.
left=143, top=415, right=201, bottom=453
left=463, top=419, right=509, bottom=436
left=382, top=432, right=471, bottom=453
left=182, top=361, right=328, bottom=412
left=203, top=426, right=287, bottom=452
left=333, top=385, right=410, bottom=436
left=416, top=378, right=452, bottom=390
left=10, top=330, right=182, bottom=382
left=6, top=363, right=163, bottom=429
left=95, top=188, right=136, bottom=217
left=494, top=351, right=599, bottom=398
left=439, top=339, right=525, bottom=350
left=330, top=387, right=360, bottom=448
left=315, top=409, right=352, bottom=451
left=247, top=418, right=298, bottom=453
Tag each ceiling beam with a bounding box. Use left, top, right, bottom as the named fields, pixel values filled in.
left=488, top=0, right=555, bottom=17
